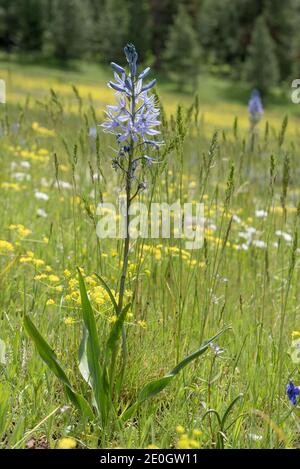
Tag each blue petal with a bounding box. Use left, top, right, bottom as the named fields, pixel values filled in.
left=139, top=67, right=151, bottom=80
left=111, top=62, right=125, bottom=75
left=142, top=79, right=157, bottom=92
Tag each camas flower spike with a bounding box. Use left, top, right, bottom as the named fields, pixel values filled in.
left=101, top=43, right=163, bottom=178
left=248, top=89, right=263, bottom=126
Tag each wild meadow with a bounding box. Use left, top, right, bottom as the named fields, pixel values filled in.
left=1, top=52, right=300, bottom=450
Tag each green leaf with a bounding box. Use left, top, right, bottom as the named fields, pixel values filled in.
left=94, top=273, right=118, bottom=314
left=221, top=394, right=243, bottom=429
left=122, top=326, right=231, bottom=421
left=106, top=303, right=131, bottom=355
left=78, top=324, right=91, bottom=386
left=202, top=408, right=222, bottom=426
left=78, top=269, right=109, bottom=422
left=24, top=315, right=93, bottom=420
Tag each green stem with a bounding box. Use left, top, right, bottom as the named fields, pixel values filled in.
left=114, top=74, right=136, bottom=394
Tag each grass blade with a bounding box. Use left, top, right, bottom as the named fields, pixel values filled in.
left=106, top=303, right=131, bottom=355
left=94, top=273, right=118, bottom=314
left=122, top=326, right=231, bottom=421
left=24, top=315, right=93, bottom=419
left=221, top=394, right=243, bottom=429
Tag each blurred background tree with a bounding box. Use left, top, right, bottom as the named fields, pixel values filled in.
left=50, top=0, right=92, bottom=61
left=97, top=0, right=129, bottom=62
left=0, top=0, right=299, bottom=93
left=245, top=15, right=279, bottom=95
left=164, top=4, right=202, bottom=90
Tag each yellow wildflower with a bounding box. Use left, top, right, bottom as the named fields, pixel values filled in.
left=85, top=276, right=97, bottom=287
left=64, top=317, right=76, bottom=325
left=0, top=240, right=14, bottom=253
left=34, top=274, right=47, bottom=281
left=57, top=437, right=77, bottom=449
left=69, top=278, right=78, bottom=290
left=109, top=315, right=118, bottom=324
left=1, top=182, right=22, bottom=191
left=177, top=434, right=190, bottom=449
left=9, top=224, right=31, bottom=238
left=48, top=275, right=60, bottom=283
left=176, top=425, right=185, bottom=434
left=20, top=256, right=33, bottom=264
left=32, top=259, right=45, bottom=267
left=32, top=122, right=55, bottom=137
left=137, top=320, right=147, bottom=329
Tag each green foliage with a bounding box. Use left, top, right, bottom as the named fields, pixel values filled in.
left=77, top=269, right=109, bottom=422
left=24, top=267, right=229, bottom=432
left=0, top=0, right=299, bottom=87
left=18, top=0, right=45, bottom=51
left=264, top=0, right=300, bottom=80
left=97, top=0, right=129, bottom=62
left=122, top=327, right=231, bottom=421
left=1, top=61, right=300, bottom=448
left=127, top=0, right=151, bottom=62
left=245, top=15, right=279, bottom=95
left=198, top=0, right=262, bottom=65
left=23, top=315, right=94, bottom=419
left=51, top=0, right=91, bottom=61
left=164, top=4, right=202, bottom=90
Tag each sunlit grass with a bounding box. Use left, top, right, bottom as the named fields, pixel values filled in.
left=0, top=60, right=300, bottom=449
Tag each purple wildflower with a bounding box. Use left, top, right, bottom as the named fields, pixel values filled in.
left=124, top=43, right=138, bottom=77
left=101, top=44, right=163, bottom=170
left=286, top=380, right=300, bottom=405
left=248, top=89, right=263, bottom=124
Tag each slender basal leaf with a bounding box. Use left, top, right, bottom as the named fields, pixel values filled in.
left=106, top=303, right=131, bottom=355
left=138, top=376, right=173, bottom=402
left=122, top=326, right=231, bottom=421
left=169, top=327, right=231, bottom=376
left=78, top=269, right=108, bottom=421
left=78, top=324, right=91, bottom=386
left=94, top=273, right=118, bottom=314
left=24, top=315, right=93, bottom=419
left=221, top=394, right=243, bottom=429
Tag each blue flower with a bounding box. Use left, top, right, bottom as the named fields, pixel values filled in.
left=286, top=380, right=300, bottom=405
left=101, top=45, right=163, bottom=156
left=124, top=43, right=138, bottom=77
left=248, top=89, right=263, bottom=124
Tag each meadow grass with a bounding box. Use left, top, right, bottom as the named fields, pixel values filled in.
left=1, top=62, right=300, bottom=449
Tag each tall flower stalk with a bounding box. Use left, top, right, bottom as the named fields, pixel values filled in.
left=101, top=44, right=162, bottom=317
